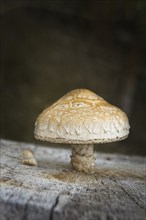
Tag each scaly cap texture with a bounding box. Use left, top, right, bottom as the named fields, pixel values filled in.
left=34, top=89, right=130, bottom=144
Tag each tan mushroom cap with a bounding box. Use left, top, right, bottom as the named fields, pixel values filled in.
left=34, top=89, right=130, bottom=144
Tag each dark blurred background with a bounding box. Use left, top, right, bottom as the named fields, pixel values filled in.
left=1, top=0, right=146, bottom=155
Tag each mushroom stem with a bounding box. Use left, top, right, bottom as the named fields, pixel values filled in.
left=70, top=144, right=95, bottom=173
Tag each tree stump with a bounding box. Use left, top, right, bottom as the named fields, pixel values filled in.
left=0, top=139, right=145, bottom=220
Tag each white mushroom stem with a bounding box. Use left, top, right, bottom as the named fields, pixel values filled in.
left=70, top=144, right=95, bottom=173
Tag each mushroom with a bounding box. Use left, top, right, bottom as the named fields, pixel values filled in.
left=22, top=149, right=37, bottom=166
left=34, top=89, right=130, bottom=173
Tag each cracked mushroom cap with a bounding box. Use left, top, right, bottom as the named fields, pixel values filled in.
left=34, top=89, right=130, bottom=144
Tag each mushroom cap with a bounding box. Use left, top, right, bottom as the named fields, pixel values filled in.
left=34, top=89, right=130, bottom=144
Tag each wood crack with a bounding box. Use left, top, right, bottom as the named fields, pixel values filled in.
left=22, top=196, right=33, bottom=220
left=49, top=195, right=59, bottom=220
left=118, top=184, right=145, bottom=210
left=110, top=178, right=145, bottom=210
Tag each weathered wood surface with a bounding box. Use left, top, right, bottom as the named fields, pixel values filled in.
left=0, top=139, right=146, bottom=220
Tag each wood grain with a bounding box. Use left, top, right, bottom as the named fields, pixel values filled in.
left=0, top=139, right=146, bottom=220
